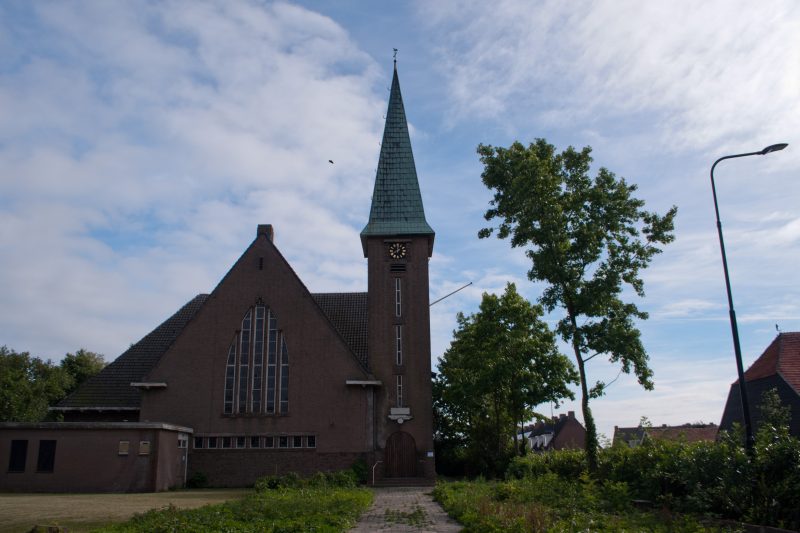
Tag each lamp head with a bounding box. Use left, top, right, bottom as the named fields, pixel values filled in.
left=760, top=143, right=788, bottom=155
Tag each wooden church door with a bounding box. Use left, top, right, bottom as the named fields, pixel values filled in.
left=385, top=431, right=417, bottom=477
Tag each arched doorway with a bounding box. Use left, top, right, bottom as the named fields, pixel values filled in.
left=385, top=431, right=417, bottom=477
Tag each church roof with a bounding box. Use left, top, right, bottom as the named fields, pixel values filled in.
left=361, top=64, right=434, bottom=253
left=56, top=294, right=209, bottom=410
left=312, top=292, right=369, bottom=369
left=56, top=290, right=371, bottom=410
left=737, top=332, right=800, bottom=393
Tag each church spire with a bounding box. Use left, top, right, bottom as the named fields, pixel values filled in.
left=361, top=62, right=434, bottom=257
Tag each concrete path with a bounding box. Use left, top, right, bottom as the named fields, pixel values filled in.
left=350, top=487, right=462, bottom=533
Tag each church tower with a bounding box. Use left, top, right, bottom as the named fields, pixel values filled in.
left=361, top=62, right=435, bottom=481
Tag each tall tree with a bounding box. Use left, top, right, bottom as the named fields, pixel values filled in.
left=0, top=346, right=71, bottom=422
left=61, top=348, right=105, bottom=395
left=435, top=283, right=577, bottom=477
left=478, top=139, right=677, bottom=472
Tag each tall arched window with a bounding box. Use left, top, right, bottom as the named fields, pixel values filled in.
left=222, top=304, right=289, bottom=415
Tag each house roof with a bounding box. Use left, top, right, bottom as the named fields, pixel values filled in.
left=360, top=64, right=434, bottom=254
left=613, top=424, right=717, bottom=444
left=56, top=294, right=209, bottom=410
left=311, top=292, right=368, bottom=369
left=737, top=332, right=800, bottom=393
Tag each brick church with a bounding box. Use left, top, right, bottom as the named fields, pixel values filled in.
left=0, top=64, right=436, bottom=491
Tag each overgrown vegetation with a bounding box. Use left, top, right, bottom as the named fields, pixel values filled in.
left=498, top=404, right=800, bottom=531
left=434, top=476, right=740, bottom=532
left=94, top=471, right=372, bottom=532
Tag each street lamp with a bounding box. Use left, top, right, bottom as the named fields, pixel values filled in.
left=710, top=142, right=788, bottom=454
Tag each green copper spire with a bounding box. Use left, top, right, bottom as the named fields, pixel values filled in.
left=361, top=63, right=434, bottom=256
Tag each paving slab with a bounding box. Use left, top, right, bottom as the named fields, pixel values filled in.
left=350, top=487, right=462, bottom=533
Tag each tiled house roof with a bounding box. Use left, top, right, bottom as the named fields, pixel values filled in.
left=361, top=64, right=434, bottom=254
left=613, top=423, right=717, bottom=446
left=56, top=294, right=209, bottom=410
left=738, top=332, right=800, bottom=393
left=311, top=292, right=369, bottom=370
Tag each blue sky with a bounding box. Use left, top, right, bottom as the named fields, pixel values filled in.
left=1, top=0, right=798, bottom=440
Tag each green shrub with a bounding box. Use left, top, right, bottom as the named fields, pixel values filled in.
left=184, top=471, right=208, bottom=489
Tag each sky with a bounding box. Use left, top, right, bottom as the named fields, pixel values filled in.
left=1, top=0, right=799, bottom=441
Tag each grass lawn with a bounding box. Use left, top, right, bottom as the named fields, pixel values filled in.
left=0, top=489, right=249, bottom=533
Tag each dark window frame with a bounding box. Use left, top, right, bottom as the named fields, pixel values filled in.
left=8, top=440, right=27, bottom=473
left=36, top=440, right=57, bottom=473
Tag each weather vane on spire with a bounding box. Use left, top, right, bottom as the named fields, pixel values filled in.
left=393, top=48, right=398, bottom=65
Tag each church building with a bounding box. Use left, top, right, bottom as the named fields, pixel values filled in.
left=0, top=64, right=436, bottom=491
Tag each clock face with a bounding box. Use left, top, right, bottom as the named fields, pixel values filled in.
left=388, top=242, right=407, bottom=259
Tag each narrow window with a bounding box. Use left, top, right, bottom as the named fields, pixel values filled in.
left=266, top=313, right=278, bottom=413
left=178, top=435, right=187, bottom=448
left=279, top=335, right=289, bottom=414
left=292, top=436, right=303, bottom=448
left=251, top=306, right=266, bottom=412
left=36, top=440, right=56, bottom=473
left=119, top=441, right=130, bottom=455
left=278, top=436, right=288, bottom=448
left=306, top=436, right=316, bottom=449
left=139, top=441, right=151, bottom=455
left=238, top=310, right=252, bottom=413
left=194, top=437, right=204, bottom=449
left=236, top=436, right=246, bottom=449
left=264, top=436, right=274, bottom=448
left=222, top=437, right=232, bottom=449
left=396, top=375, right=403, bottom=407
left=207, top=437, right=218, bottom=449
left=8, top=440, right=27, bottom=473
left=250, top=436, right=261, bottom=448
left=395, top=278, right=402, bottom=317
left=223, top=340, right=236, bottom=414
left=395, top=325, right=403, bottom=366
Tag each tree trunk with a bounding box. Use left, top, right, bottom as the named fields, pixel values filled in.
left=568, top=307, right=599, bottom=474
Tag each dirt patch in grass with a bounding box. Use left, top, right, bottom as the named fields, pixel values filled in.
left=0, top=489, right=249, bottom=533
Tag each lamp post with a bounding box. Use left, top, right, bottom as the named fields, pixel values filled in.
left=710, top=143, right=788, bottom=454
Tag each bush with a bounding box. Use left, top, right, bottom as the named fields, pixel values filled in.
left=185, top=471, right=208, bottom=489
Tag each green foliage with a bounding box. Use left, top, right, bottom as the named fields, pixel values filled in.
left=350, top=457, right=369, bottom=484
left=61, top=348, right=106, bottom=395
left=503, top=416, right=800, bottom=530
left=477, top=139, right=678, bottom=472
left=185, top=471, right=208, bottom=489
left=0, top=345, right=106, bottom=422
left=95, top=472, right=372, bottom=532
left=434, top=477, right=726, bottom=532
left=434, top=283, right=577, bottom=477
left=0, top=346, right=71, bottom=421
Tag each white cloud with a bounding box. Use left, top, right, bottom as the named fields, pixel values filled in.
left=0, top=1, right=385, bottom=359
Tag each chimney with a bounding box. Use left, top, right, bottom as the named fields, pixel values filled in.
left=257, top=224, right=274, bottom=241
left=559, top=413, right=566, bottom=421
left=568, top=411, right=575, bottom=419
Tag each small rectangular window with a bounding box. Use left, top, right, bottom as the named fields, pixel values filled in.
left=236, top=436, right=246, bottom=449
left=208, top=437, right=218, bottom=449
left=119, top=440, right=130, bottom=455
left=222, top=437, right=232, bottom=449
left=250, top=436, right=261, bottom=448
left=8, top=440, right=28, bottom=473
left=292, top=436, right=303, bottom=448
left=264, top=436, right=274, bottom=448
left=36, top=440, right=56, bottom=473
left=178, top=435, right=188, bottom=449
left=194, top=437, right=204, bottom=449
left=395, top=278, right=402, bottom=317
left=139, top=441, right=151, bottom=455
left=395, top=325, right=403, bottom=366
left=278, top=436, right=288, bottom=448
left=396, top=375, right=403, bottom=407
left=307, top=435, right=316, bottom=449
